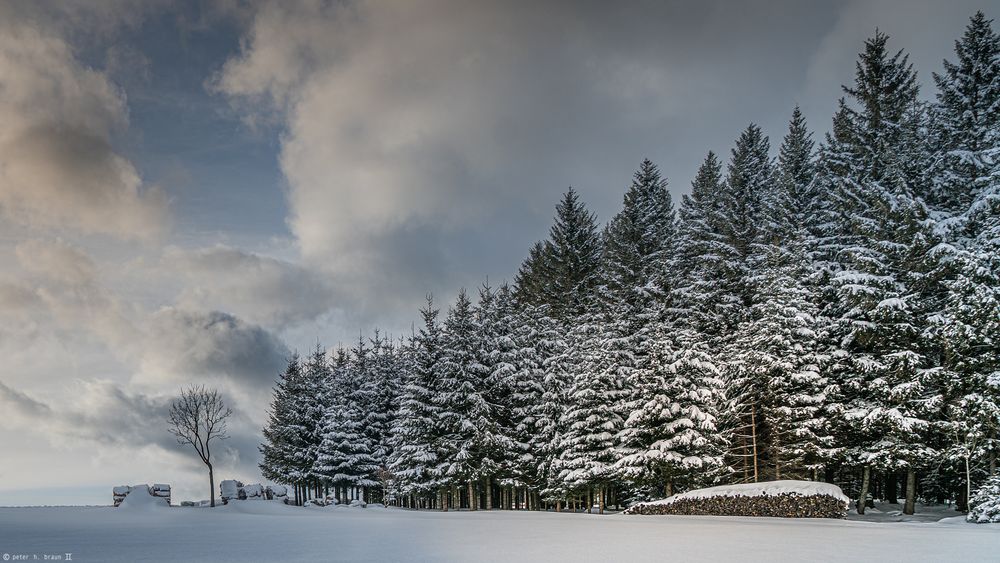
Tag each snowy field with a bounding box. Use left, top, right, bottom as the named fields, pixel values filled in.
left=0, top=501, right=996, bottom=563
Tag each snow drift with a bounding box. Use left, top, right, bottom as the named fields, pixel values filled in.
left=117, top=485, right=169, bottom=511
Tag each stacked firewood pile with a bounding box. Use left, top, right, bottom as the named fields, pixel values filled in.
left=151, top=484, right=171, bottom=505
left=625, top=492, right=848, bottom=519
left=113, top=486, right=131, bottom=507
left=112, top=484, right=171, bottom=507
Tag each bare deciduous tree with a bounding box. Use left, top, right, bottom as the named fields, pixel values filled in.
left=168, top=385, right=232, bottom=507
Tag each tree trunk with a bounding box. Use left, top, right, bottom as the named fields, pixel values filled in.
left=469, top=482, right=476, bottom=511
left=886, top=472, right=898, bottom=504
left=774, top=433, right=781, bottom=480
left=665, top=478, right=673, bottom=498
left=750, top=406, right=759, bottom=483
left=485, top=477, right=492, bottom=510
left=208, top=463, right=215, bottom=508
left=903, top=468, right=916, bottom=515
left=857, top=466, right=870, bottom=515
left=587, top=487, right=593, bottom=514
left=964, top=454, right=972, bottom=512
left=598, top=486, right=605, bottom=515
left=556, top=499, right=561, bottom=512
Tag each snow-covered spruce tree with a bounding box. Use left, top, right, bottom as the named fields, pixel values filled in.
left=731, top=235, right=835, bottom=483
left=532, top=305, right=574, bottom=507
left=475, top=282, right=518, bottom=509
left=366, top=330, right=403, bottom=503
left=314, top=342, right=379, bottom=504
left=601, top=159, right=676, bottom=312
left=505, top=299, right=557, bottom=506
left=702, top=124, right=776, bottom=480
left=614, top=323, right=725, bottom=500
left=513, top=241, right=550, bottom=309
left=967, top=474, right=1000, bottom=523
left=930, top=11, right=1000, bottom=502
left=594, top=160, right=679, bottom=505
left=826, top=31, right=939, bottom=515
left=260, top=354, right=303, bottom=500
left=715, top=124, right=774, bottom=331
left=484, top=283, right=550, bottom=509
left=388, top=296, right=444, bottom=507
left=299, top=345, right=338, bottom=501
left=551, top=314, right=625, bottom=513
left=434, top=289, right=495, bottom=510
left=721, top=111, right=838, bottom=484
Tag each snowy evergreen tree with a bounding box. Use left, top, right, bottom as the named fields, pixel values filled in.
left=968, top=474, right=1000, bottom=523
left=259, top=354, right=304, bottom=495
left=615, top=324, right=725, bottom=498
left=368, top=331, right=402, bottom=480
left=434, top=289, right=495, bottom=508
left=601, top=159, right=676, bottom=312
left=826, top=31, right=939, bottom=514
left=729, top=237, right=835, bottom=482
left=314, top=342, right=379, bottom=502
left=931, top=12, right=1000, bottom=496
left=551, top=315, right=625, bottom=512
left=389, top=297, right=444, bottom=499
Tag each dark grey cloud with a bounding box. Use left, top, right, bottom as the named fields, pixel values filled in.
left=139, top=308, right=290, bottom=387
left=0, top=378, right=266, bottom=495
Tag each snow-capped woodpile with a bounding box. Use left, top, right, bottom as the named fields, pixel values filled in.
left=113, top=484, right=171, bottom=508
left=625, top=480, right=850, bottom=519
left=113, top=486, right=131, bottom=507
left=151, top=483, right=171, bottom=505
left=220, top=480, right=288, bottom=503
left=114, top=484, right=171, bottom=507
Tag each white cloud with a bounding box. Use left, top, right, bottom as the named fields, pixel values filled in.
left=161, top=245, right=339, bottom=328
left=0, top=23, right=168, bottom=240
left=213, top=0, right=857, bottom=329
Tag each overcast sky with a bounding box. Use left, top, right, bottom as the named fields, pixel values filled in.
left=0, top=0, right=994, bottom=505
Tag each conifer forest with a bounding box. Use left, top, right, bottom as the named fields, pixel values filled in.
left=259, top=12, right=1000, bottom=517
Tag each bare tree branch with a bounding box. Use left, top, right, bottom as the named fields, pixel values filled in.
left=167, top=385, right=233, bottom=507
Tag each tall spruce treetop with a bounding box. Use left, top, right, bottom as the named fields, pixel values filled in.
left=777, top=107, right=819, bottom=237
left=708, top=124, right=774, bottom=332
left=602, top=159, right=676, bottom=317
left=515, top=188, right=602, bottom=321
left=514, top=241, right=550, bottom=308
left=675, top=152, right=725, bottom=332
left=842, top=30, right=921, bottom=193
left=932, top=11, right=1000, bottom=218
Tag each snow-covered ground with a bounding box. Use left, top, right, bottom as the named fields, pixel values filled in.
left=0, top=501, right=995, bottom=562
